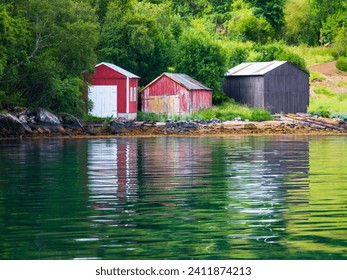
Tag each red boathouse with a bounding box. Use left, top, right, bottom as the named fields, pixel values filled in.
left=88, top=62, right=140, bottom=120
left=140, top=73, right=212, bottom=115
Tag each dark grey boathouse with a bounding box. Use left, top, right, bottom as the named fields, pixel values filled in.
left=223, top=61, right=309, bottom=114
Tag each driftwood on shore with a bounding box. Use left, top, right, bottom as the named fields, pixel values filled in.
left=1, top=109, right=347, bottom=139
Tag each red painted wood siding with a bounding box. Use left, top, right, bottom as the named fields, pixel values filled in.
left=144, top=75, right=178, bottom=96
left=90, top=64, right=138, bottom=114
left=141, top=75, right=212, bottom=114
left=191, top=90, right=212, bottom=112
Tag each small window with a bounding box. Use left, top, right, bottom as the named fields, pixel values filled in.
left=134, top=88, right=137, bottom=102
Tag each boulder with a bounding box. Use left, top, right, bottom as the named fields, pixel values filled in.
left=0, top=114, right=32, bottom=137
left=26, top=108, right=64, bottom=133
left=33, top=108, right=61, bottom=125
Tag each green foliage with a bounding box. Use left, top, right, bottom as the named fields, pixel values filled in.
left=244, top=0, right=285, bottom=34
left=336, top=56, right=347, bottom=72
left=251, top=43, right=308, bottom=72
left=175, top=28, right=228, bottom=103
left=309, top=86, right=347, bottom=117
left=333, top=28, right=347, bottom=57
left=0, top=91, right=24, bottom=110
left=0, top=0, right=100, bottom=115
left=288, top=45, right=334, bottom=66
left=137, top=112, right=167, bottom=122
left=191, top=100, right=273, bottom=121
left=0, top=0, right=345, bottom=116
left=51, top=77, right=85, bottom=116
left=227, top=5, right=274, bottom=43
left=225, top=42, right=251, bottom=67
left=314, top=86, right=337, bottom=97
left=99, top=0, right=177, bottom=85
left=137, top=101, right=272, bottom=122
left=321, top=10, right=347, bottom=46
left=284, top=0, right=317, bottom=45
left=310, top=106, right=331, bottom=118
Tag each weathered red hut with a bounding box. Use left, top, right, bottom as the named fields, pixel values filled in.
left=140, top=73, right=212, bottom=115
left=88, top=62, right=140, bottom=120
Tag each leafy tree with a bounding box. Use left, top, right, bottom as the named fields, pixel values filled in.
left=284, top=0, right=317, bottom=45
left=244, top=0, right=285, bottom=34
left=320, top=10, right=347, bottom=46
left=175, top=27, right=228, bottom=103
left=251, top=43, right=308, bottom=72
left=333, top=28, right=347, bottom=57
left=99, top=0, right=178, bottom=85
left=227, top=6, right=274, bottom=44
left=0, top=0, right=100, bottom=115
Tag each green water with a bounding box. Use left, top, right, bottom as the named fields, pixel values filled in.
left=0, top=136, right=346, bottom=260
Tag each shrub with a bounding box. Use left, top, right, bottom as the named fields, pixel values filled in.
left=310, top=106, right=331, bottom=118
left=336, top=56, right=347, bottom=72
left=252, top=43, right=308, bottom=72
left=0, top=91, right=25, bottom=110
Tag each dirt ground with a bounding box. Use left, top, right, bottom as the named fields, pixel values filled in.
left=308, top=61, right=347, bottom=95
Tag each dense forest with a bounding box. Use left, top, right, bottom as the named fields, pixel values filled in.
left=0, top=0, right=346, bottom=116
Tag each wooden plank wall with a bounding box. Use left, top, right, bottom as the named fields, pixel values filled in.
left=223, top=63, right=309, bottom=114
left=265, top=63, right=309, bottom=113
left=223, top=76, right=264, bottom=108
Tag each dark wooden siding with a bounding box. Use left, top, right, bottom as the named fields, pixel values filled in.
left=223, top=62, right=309, bottom=114
left=264, top=63, right=309, bottom=114
left=223, top=76, right=264, bottom=108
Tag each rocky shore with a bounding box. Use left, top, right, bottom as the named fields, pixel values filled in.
left=1, top=109, right=347, bottom=139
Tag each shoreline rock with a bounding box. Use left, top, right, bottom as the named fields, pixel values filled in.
left=1, top=109, right=347, bottom=139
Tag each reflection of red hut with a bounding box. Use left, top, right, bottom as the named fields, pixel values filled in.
left=88, top=62, right=140, bottom=120
left=140, top=73, right=212, bottom=115
left=88, top=139, right=139, bottom=212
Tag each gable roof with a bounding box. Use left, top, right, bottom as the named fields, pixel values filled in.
left=142, top=73, right=212, bottom=92
left=225, top=61, right=288, bottom=76
left=96, top=62, right=140, bottom=78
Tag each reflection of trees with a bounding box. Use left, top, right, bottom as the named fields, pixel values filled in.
left=284, top=136, right=347, bottom=259
left=5, top=136, right=347, bottom=260
left=0, top=139, right=91, bottom=259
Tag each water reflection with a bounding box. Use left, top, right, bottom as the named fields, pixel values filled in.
left=0, top=136, right=346, bottom=260
left=85, top=136, right=313, bottom=259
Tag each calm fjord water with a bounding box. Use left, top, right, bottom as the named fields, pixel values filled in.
left=0, top=136, right=346, bottom=260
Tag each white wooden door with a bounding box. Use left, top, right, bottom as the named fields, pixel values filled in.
left=88, top=85, right=117, bottom=118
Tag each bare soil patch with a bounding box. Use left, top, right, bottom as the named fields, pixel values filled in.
left=309, top=61, right=347, bottom=95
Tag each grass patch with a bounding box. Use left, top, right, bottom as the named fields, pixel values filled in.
left=313, top=86, right=336, bottom=97
left=137, top=112, right=167, bottom=122
left=310, top=71, right=326, bottom=83
left=137, top=101, right=273, bottom=122
left=191, top=101, right=273, bottom=121
left=337, top=81, right=347, bottom=87
left=85, top=115, right=113, bottom=122
left=288, top=45, right=335, bottom=66
left=309, top=95, right=347, bottom=117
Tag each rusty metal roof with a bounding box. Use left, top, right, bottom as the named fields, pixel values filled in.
left=225, top=61, right=287, bottom=76
left=96, top=62, right=140, bottom=78
left=164, top=73, right=212, bottom=90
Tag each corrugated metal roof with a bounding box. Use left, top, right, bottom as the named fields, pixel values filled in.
left=164, top=73, right=212, bottom=90
left=225, top=61, right=287, bottom=76
left=96, top=62, right=140, bottom=78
